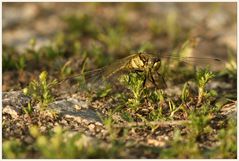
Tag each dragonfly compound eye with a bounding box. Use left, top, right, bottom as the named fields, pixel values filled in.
left=153, top=57, right=161, bottom=63
left=153, top=61, right=161, bottom=71
left=149, top=57, right=160, bottom=65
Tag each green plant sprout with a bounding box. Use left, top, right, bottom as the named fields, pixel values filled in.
left=3, top=46, right=26, bottom=71
left=97, top=109, right=120, bottom=141
left=148, top=90, right=165, bottom=121
left=29, top=125, right=118, bottom=158
left=60, top=60, right=73, bottom=79
left=23, top=71, right=57, bottom=108
left=119, top=72, right=146, bottom=109
left=3, top=139, right=27, bottom=159
left=64, top=14, right=98, bottom=38
left=195, top=68, right=215, bottom=105
left=98, top=26, right=128, bottom=55
left=95, top=85, right=112, bottom=98
left=22, top=102, right=34, bottom=115
left=214, top=118, right=236, bottom=158
left=181, top=82, right=190, bottom=103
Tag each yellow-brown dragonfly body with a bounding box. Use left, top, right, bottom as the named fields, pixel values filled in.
left=66, top=52, right=166, bottom=89
left=61, top=52, right=220, bottom=89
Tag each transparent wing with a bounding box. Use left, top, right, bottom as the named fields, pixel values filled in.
left=60, top=53, right=223, bottom=89
left=69, top=54, right=138, bottom=88
left=152, top=53, right=224, bottom=70
left=161, top=55, right=222, bottom=64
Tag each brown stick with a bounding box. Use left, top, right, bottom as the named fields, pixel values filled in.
left=113, top=120, right=191, bottom=128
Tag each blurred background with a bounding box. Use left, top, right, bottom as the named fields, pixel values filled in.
left=3, top=2, right=237, bottom=91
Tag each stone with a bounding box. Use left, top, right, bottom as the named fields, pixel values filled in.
left=3, top=105, right=19, bottom=119
left=2, top=91, right=102, bottom=128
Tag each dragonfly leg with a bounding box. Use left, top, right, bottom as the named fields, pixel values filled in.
left=142, top=72, right=147, bottom=88
left=151, top=71, right=167, bottom=89
left=159, top=72, right=167, bottom=89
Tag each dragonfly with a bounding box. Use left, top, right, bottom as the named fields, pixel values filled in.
left=59, top=52, right=221, bottom=90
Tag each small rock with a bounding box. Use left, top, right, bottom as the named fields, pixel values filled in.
left=88, top=124, right=95, bottom=132
left=40, top=126, right=46, bottom=132
left=74, top=104, right=81, bottom=110
left=60, top=119, right=68, bottom=125
left=24, top=136, right=33, bottom=144
left=95, top=122, right=103, bottom=126
left=81, top=119, right=89, bottom=125
left=3, top=105, right=19, bottom=119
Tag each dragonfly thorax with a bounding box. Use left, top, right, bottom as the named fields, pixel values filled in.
left=130, top=56, right=145, bottom=70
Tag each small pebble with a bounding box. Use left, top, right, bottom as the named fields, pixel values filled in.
left=88, top=124, right=95, bottom=132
